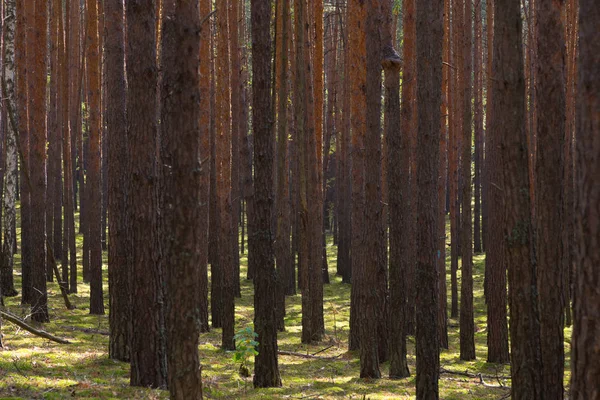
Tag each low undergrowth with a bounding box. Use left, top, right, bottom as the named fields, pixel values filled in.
left=0, top=218, right=571, bottom=399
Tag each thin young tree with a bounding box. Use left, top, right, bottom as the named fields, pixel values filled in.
left=415, top=0, right=443, bottom=396
left=161, top=0, right=204, bottom=396
left=126, top=0, right=167, bottom=388
left=535, top=0, right=566, bottom=397
left=494, top=0, right=543, bottom=396
left=571, top=0, right=599, bottom=397
left=252, top=0, right=282, bottom=388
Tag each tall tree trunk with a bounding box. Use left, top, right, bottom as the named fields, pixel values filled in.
left=160, top=1, right=204, bottom=396
left=438, top=0, right=450, bottom=350
left=216, top=0, right=235, bottom=351
left=473, top=0, right=483, bottom=254
left=30, top=0, right=49, bottom=323
left=198, top=0, right=211, bottom=334
left=126, top=0, right=167, bottom=388
left=17, top=0, right=32, bottom=306
left=383, top=0, right=409, bottom=379
left=484, top=0, right=509, bottom=364
left=86, top=0, right=105, bottom=316
left=401, top=0, right=417, bottom=334
left=229, top=0, right=241, bottom=299
left=1, top=0, right=18, bottom=297
left=448, top=0, right=460, bottom=319
left=459, top=0, right=475, bottom=362
left=251, top=0, right=282, bottom=388
left=494, top=0, right=543, bottom=396
left=571, top=0, right=599, bottom=396
left=535, top=0, right=566, bottom=397
left=68, top=0, right=81, bottom=294
left=415, top=0, right=443, bottom=396
left=348, top=0, right=366, bottom=351
left=106, top=0, right=130, bottom=361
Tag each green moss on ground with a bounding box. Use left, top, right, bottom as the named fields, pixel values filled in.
left=0, top=215, right=571, bottom=399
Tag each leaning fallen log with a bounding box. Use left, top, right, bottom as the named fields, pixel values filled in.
left=1, top=310, right=71, bottom=344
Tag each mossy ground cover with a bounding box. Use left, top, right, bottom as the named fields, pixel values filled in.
left=0, top=216, right=571, bottom=399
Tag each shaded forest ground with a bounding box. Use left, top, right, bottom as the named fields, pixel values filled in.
left=0, top=210, right=572, bottom=399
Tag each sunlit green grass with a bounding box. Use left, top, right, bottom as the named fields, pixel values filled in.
left=0, top=210, right=571, bottom=399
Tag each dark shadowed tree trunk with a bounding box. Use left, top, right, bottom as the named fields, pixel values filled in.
left=383, top=0, right=409, bottom=380
left=106, top=0, right=130, bottom=361
left=160, top=0, right=204, bottom=396
left=126, top=0, right=167, bottom=388
left=215, top=0, right=235, bottom=351
left=30, top=0, right=49, bottom=323
left=348, top=0, right=366, bottom=352
left=494, top=0, right=543, bottom=396
left=484, top=0, right=509, bottom=364
left=570, top=0, right=598, bottom=397
left=535, top=0, right=566, bottom=397
left=86, top=0, right=105, bottom=316
left=251, top=0, right=282, bottom=389
left=459, top=0, right=475, bottom=362
left=198, top=0, right=211, bottom=334
left=415, top=0, right=443, bottom=396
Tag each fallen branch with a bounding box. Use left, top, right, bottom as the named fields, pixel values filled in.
left=440, top=367, right=511, bottom=381
left=278, top=350, right=342, bottom=360
left=1, top=310, right=71, bottom=344
left=59, top=325, right=109, bottom=336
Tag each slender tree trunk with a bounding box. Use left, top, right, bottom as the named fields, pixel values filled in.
left=68, top=0, right=80, bottom=294
left=160, top=1, right=204, bottom=396
left=106, top=0, right=130, bottom=361
left=494, top=0, right=543, bottom=396
left=86, top=0, right=105, bottom=316
left=1, top=0, right=18, bottom=297
left=571, top=1, right=599, bottom=396
left=437, top=0, right=450, bottom=350
left=229, top=0, right=241, bottom=299
left=18, top=0, right=32, bottom=306
left=126, top=0, right=167, bottom=388
left=216, top=0, right=235, bottom=350
left=473, top=0, right=483, bottom=254
left=415, top=0, right=443, bottom=396
left=459, top=0, right=475, bottom=362
left=251, top=0, right=282, bottom=387
left=535, top=0, right=566, bottom=397
left=348, top=0, right=366, bottom=351
left=401, top=0, right=417, bottom=334
left=383, top=0, right=409, bottom=379
left=484, top=0, right=509, bottom=364
left=30, top=0, right=49, bottom=323
left=198, top=0, right=211, bottom=334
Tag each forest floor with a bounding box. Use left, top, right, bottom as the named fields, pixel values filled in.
left=0, top=217, right=572, bottom=399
